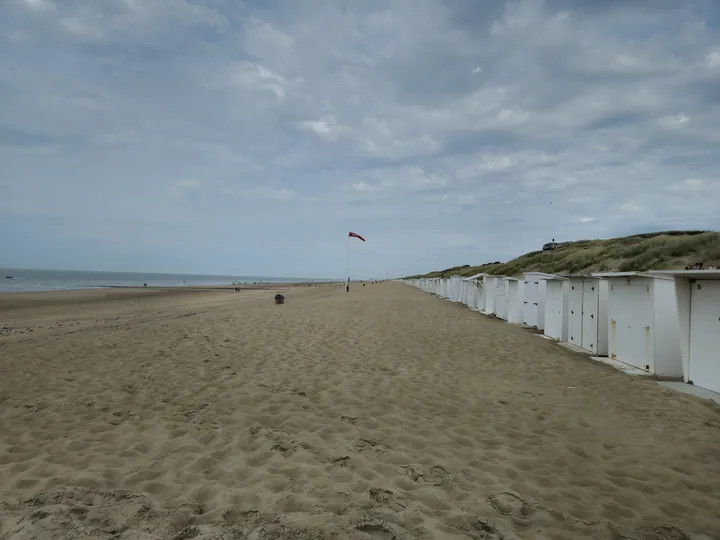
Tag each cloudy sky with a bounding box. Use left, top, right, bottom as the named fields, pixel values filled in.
left=1, top=0, right=719, bottom=279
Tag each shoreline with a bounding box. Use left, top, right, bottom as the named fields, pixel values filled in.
left=0, top=281, right=340, bottom=295
left=0, top=282, right=339, bottom=314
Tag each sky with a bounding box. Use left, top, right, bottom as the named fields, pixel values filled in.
left=1, top=0, right=719, bottom=279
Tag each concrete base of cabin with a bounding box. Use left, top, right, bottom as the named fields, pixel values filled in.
left=590, top=356, right=653, bottom=377
left=658, top=381, right=720, bottom=404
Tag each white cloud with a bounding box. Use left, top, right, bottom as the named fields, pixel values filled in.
left=456, top=194, right=477, bottom=207
left=680, top=178, right=704, bottom=189
left=302, top=117, right=341, bottom=141
left=706, top=51, right=720, bottom=68
left=227, top=63, right=287, bottom=100
left=620, top=202, right=645, bottom=213
left=580, top=217, right=595, bottom=223
left=665, top=179, right=715, bottom=192
left=242, top=187, right=312, bottom=202
left=168, top=179, right=202, bottom=197
left=350, top=182, right=378, bottom=192
left=658, top=114, right=689, bottom=128
left=19, top=0, right=56, bottom=11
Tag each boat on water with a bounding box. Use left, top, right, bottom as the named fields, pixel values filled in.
left=5, top=275, right=15, bottom=279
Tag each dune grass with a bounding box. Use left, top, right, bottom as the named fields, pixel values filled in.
left=406, top=230, right=720, bottom=279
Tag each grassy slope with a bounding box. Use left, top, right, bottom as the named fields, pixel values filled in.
left=407, top=230, right=720, bottom=279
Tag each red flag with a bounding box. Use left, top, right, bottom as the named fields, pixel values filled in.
left=349, top=232, right=366, bottom=242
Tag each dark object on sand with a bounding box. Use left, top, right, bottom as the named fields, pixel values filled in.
left=363, top=283, right=366, bottom=286
left=275, top=294, right=284, bottom=305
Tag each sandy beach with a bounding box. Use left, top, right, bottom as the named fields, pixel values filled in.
left=1, top=282, right=718, bottom=539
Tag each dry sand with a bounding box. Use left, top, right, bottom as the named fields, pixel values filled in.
left=0, top=282, right=719, bottom=539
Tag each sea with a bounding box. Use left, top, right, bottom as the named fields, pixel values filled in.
left=0, top=268, right=326, bottom=293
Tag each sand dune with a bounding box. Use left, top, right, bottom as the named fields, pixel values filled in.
left=1, top=283, right=719, bottom=539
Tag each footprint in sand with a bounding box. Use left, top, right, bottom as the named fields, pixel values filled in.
left=636, top=524, right=693, bottom=540
left=181, top=403, right=209, bottom=421
left=340, top=415, right=358, bottom=425
left=270, top=442, right=296, bottom=457
left=452, top=516, right=505, bottom=540
left=355, top=518, right=399, bottom=539
left=399, top=464, right=453, bottom=486
left=330, top=456, right=351, bottom=468
left=354, top=438, right=389, bottom=453
left=427, top=465, right=453, bottom=486
left=487, top=491, right=534, bottom=527
left=368, top=488, right=407, bottom=512
left=249, top=425, right=289, bottom=439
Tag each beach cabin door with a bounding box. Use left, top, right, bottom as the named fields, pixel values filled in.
left=580, top=281, right=600, bottom=353
left=544, top=281, right=565, bottom=341
left=495, top=281, right=507, bottom=319
left=523, top=279, right=540, bottom=327
left=609, top=283, right=655, bottom=372
left=689, top=281, right=720, bottom=393
left=568, top=283, right=583, bottom=347
left=476, top=284, right=485, bottom=311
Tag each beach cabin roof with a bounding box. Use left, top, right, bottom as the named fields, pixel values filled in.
left=650, top=270, right=720, bottom=280
left=592, top=271, right=673, bottom=280
left=464, top=272, right=487, bottom=281
left=503, top=276, right=520, bottom=281
left=523, top=272, right=557, bottom=279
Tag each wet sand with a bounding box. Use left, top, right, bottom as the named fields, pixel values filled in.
left=0, top=282, right=718, bottom=539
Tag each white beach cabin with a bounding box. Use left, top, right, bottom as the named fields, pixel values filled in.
left=483, top=275, right=505, bottom=315
left=593, top=272, right=682, bottom=377
left=566, top=276, right=610, bottom=355
left=450, top=275, right=464, bottom=302
left=495, top=280, right=508, bottom=320
left=460, top=278, right=472, bottom=307
left=463, top=273, right=486, bottom=309
left=542, top=276, right=570, bottom=341
left=652, top=270, right=720, bottom=393
left=472, top=277, right=486, bottom=312
left=444, top=277, right=453, bottom=300
left=504, top=278, right=524, bottom=324
left=482, top=275, right=506, bottom=315
left=462, top=278, right=475, bottom=306
left=522, top=272, right=556, bottom=329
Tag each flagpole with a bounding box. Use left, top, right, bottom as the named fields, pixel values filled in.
left=346, top=234, right=350, bottom=292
